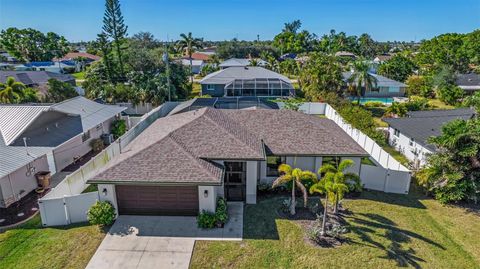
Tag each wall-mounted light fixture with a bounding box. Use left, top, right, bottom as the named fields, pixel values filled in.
left=204, top=189, right=208, bottom=198
left=102, top=188, right=108, bottom=196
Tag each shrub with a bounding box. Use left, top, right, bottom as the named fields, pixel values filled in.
left=111, top=119, right=126, bottom=139
left=197, top=211, right=217, bottom=228
left=437, top=85, right=464, bottom=105
left=87, top=201, right=116, bottom=226
left=338, top=104, right=387, bottom=146
left=363, top=101, right=384, bottom=108
left=215, top=197, right=228, bottom=224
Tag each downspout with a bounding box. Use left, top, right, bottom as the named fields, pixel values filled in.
left=7, top=173, right=17, bottom=204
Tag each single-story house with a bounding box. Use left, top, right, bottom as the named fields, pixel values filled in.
left=335, top=51, right=357, bottom=59
left=189, top=52, right=213, bottom=61
left=218, top=58, right=267, bottom=69
left=200, top=66, right=294, bottom=97
left=56, top=52, right=101, bottom=63
left=384, top=108, right=475, bottom=167
left=456, top=73, right=480, bottom=93
left=0, top=51, right=19, bottom=63
left=0, top=96, right=126, bottom=207
left=15, top=61, right=76, bottom=73
left=88, top=107, right=367, bottom=215
left=0, top=71, right=75, bottom=87
left=343, top=72, right=407, bottom=97
left=180, top=59, right=205, bottom=74
left=373, top=54, right=393, bottom=64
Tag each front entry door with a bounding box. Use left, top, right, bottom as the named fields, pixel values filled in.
left=224, top=162, right=246, bottom=201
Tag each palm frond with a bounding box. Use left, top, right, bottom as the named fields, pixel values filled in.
left=272, top=174, right=292, bottom=188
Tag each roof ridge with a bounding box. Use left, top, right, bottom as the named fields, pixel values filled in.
left=202, top=108, right=264, bottom=157
left=167, top=131, right=222, bottom=179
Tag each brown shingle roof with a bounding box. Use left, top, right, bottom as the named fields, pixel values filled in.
left=90, top=107, right=366, bottom=185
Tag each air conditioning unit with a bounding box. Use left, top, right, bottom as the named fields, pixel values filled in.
left=101, top=134, right=114, bottom=145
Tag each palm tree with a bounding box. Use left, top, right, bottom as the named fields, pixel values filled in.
left=347, top=60, right=377, bottom=104
left=272, top=164, right=317, bottom=215
left=0, top=77, right=26, bottom=104
left=177, top=32, right=203, bottom=84
left=309, top=159, right=360, bottom=235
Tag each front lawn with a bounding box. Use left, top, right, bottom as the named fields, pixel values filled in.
left=191, top=190, right=480, bottom=268
left=0, top=215, right=105, bottom=269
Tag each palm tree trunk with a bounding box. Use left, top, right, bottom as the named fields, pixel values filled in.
left=321, top=194, right=328, bottom=236
left=190, top=57, right=194, bottom=85
left=290, top=181, right=296, bottom=215
left=334, top=193, right=339, bottom=214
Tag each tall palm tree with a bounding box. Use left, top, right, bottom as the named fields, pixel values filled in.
left=0, top=77, right=26, bottom=104
left=347, top=60, right=377, bottom=104
left=176, top=32, right=203, bottom=84
left=272, top=164, right=317, bottom=215
left=310, top=159, right=361, bottom=236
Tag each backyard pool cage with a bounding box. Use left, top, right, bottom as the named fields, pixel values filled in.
left=224, top=78, right=294, bottom=97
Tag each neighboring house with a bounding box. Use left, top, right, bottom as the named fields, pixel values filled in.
left=88, top=108, right=367, bottom=216
left=15, top=61, right=76, bottom=73
left=180, top=59, right=205, bottom=74
left=456, top=73, right=480, bottom=93
left=335, top=51, right=357, bottom=59
left=200, top=66, right=294, bottom=97
left=189, top=52, right=213, bottom=61
left=0, top=96, right=126, bottom=208
left=343, top=72, right=407, bottom=97
left=0, top=71, right=75, bottom=87
left=57, top=52, right=101, bottom=63
left=384, top=108, right=475, bottom=167
left=168, top=97, right=279, bottom=115
left=373, top=54, right=393, bottom=64
left=0, top=70, right=77, bottom=96
left=218, top=58, right=267, bottom=69
left=0, top=51, right=19, bottom=63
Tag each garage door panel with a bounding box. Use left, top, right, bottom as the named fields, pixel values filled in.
left=115, top=185, right=199, bottom=216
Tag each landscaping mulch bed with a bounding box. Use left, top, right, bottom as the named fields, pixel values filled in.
left=0, top=190, right=46, bottom=227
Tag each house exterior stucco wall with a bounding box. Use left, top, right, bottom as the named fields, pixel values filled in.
left=388, top=126, right=431, bottom=166
left=97, top=184, right=119, bottom=216
left=199, top=185, right=216, bottom=212
left=0, top=155, right=49, bottom=208
left=246, top=161, right=258, bottom=204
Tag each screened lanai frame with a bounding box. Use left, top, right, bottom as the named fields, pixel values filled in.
left=224, top=78, right=294, bottom=97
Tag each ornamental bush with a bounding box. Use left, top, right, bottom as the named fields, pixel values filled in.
left=111, top=119, right=126, bottom=139
left=197, top=211, right=217, bottom=228
left=87, top=201, right=116, bottom=226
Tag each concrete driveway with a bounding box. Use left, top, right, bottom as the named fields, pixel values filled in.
left=86, top=202, right=243, bottom=269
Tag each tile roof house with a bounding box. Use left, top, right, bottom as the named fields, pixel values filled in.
left=0, top=97, right=126, bottom=208
left=343, top=72, right=407, bottom=97
left=384, top=108, right=475, bottom=167
left=88, top=107, right=367, bottom=216
left=57, top=52, right=101, bottom=62
left=456, top=73, right=480, bottom=92
left=200, top=66, right=294, bottom=97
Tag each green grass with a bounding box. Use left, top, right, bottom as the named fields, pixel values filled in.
left=373, top=117, right=388, bottom=127
left=428, top=98, right=455, bottom=110
left=189, top=82, right=202, bottom=99
left=71, top=71, right=86, bottom=80
left=191, top=191, right=480, bottom=269
left=0, top=216, right=106, bottom=269
left=382, top=145, right=410, bottom=166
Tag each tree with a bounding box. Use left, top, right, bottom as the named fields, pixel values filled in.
left=0, top=77, right=26, bottom=103
left=418, top=118, right=480, bottom=203
left=0, top=27, right=69, bottom=61
left=45, top=79, right=78, bottom=103
left=283, top=20, right=302, bottom=33
left=377, top=54, right=417, bottom=82
left=177, top=32, right=203, bottom=84
left=21, top=88, right=39, bottom=103
left=103, top=0, right=128, bottom=78
left=347, top=60, right=377, bottom=104
left=299, top=52, right=344, bottom=100
left=437, top=84, right=464, bottom=105
left=405, top=75, right=434, bottom=98
left=273, top=20, right=316, bottom=54
left=358, top=33, right=376, bottom=58
left=272, top=164, right=317, bottom=215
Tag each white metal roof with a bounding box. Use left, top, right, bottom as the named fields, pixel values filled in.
left=0, top=106, right=51, bottom=145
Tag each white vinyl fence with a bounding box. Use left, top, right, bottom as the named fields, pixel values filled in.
left=39, top=102, right=180, bottom=226
left=323, top=104, right=411, bottom=194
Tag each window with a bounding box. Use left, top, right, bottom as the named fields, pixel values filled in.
left=322, top=156, right=340, bottom=168
left=266, top=156, right=286, bottom=177
left=394, top=129, right=400, bottom=137
left=206, top=84, right=215, bottom=91
left=82, top=130, right=91, bottom=142
left=409, top=138, right=414, bottom=147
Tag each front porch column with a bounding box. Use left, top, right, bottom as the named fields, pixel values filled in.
left=246, top=161, right=258, bottom=204
left=98, top=184, right=119, bottom=216
left=198, top=185, right=216, bottom=213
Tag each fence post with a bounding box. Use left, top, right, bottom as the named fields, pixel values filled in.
left=63, top=196, right=70, bottom=225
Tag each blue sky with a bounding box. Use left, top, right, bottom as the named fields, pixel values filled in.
left=0, top=0, right=479, bottom=42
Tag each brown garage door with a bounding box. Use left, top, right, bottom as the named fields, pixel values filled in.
left=115, top=185, right=199, bottom=215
